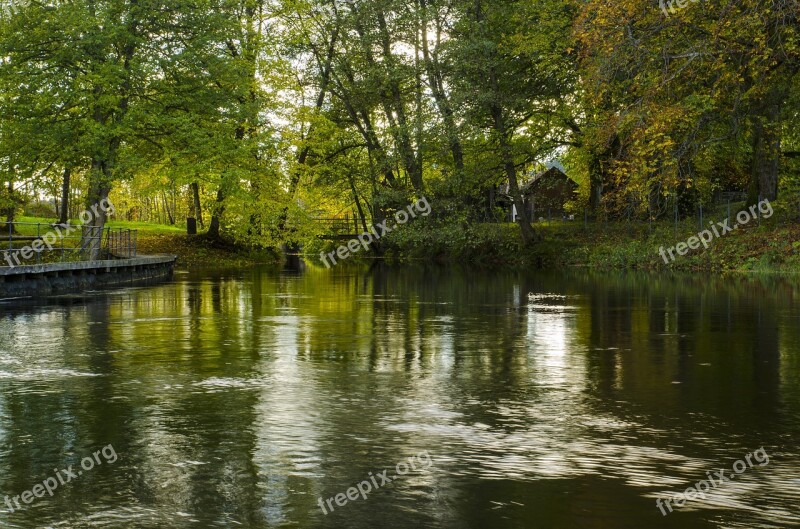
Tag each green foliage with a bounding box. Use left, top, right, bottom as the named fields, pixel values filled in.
left=381, top=207, right=523, bottom=265
left=0, top=0, right=796, bottom=261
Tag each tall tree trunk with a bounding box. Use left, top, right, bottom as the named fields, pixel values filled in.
left=215, top=2, right=260, bottom=242
left=4, top=180, right=15, bottom=234
left=471, top=0, right=533, bottom=244
left=288, top=25, right=338, bottom=200
left=496, top=128, right=535, bottom=245
left=191, top=182, right=204, bottom=228
left=80, top=0, right=137, bottom=260
left=278, top=25, right=339, bottom=235
left=748, top=100, right=782, bottom=203
left=59, top=167, right=71, bottom=224
left=588, top=134, right=619, bottom=214
left=589, top=153, right=604, bottom=213
left=413, top=15, right=424, bottom=181
left=376, top=10, right=424, bottom=193
left=207, top=188, right=224, bottom=240
left=83, top=159, right=111, bottom=260
left=488, top=77, right=535, bottom=245
left=351, top=8, right=422, bottom=193
left=419, top=0, right=464, bottom=176
left=334, top=71, right=398, bottom=187
left=171, top=187, right=177, bottom=224
left=162, top=191, right=175, bottom=225
left=347, top=172, right=370, bottom=235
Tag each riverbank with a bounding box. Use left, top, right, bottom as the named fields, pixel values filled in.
left=18, top=206, right=798, bottom=273
left=13, top=217, right=281, bottom=270
left=133, top=231, right=281, bottom=269
left=378, top=201, right=800, bottom=273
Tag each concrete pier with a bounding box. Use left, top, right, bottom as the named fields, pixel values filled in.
left=0, top=255, right=176, bottom=298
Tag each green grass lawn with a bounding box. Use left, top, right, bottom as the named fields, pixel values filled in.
left=3, top=217, right=278, bottom=269
left=14, top=216, right=185, bottom=235
left=105, top=219, right=185, bottom=234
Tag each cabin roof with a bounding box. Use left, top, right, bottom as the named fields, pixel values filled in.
left=520, top=167, right=577, bottom=194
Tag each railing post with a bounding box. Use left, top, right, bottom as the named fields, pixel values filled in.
left=674, top=193, right=678, bottom=237
left=699, top=204, right=703, bottom=231
left=36, top=223, right=41, bottom=264
left=727, top=198, right=731, bottom=225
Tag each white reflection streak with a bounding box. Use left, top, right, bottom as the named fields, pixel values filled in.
left=526, top=296, right=572, bottom=386
left=432, top=315, right=455, bottom=374
left=253, top=315, right=322, bottom=525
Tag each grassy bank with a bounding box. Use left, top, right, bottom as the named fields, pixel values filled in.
left=130, top=230, right=280, bottom=269
left=14, top=202, right=800, bottom=273
left=378, top=201, right=800, bottom=273
left=14, top=217, right=280, bottom=269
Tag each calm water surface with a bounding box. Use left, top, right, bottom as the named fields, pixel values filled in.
left=0, top=265, right=799, bottom=528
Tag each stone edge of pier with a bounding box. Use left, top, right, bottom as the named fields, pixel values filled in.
left=0, top=255, right=177, bottom=298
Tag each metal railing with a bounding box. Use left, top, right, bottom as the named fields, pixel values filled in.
left=105, top=227, right=137, bottom=258
left=314, top=215, right=364, bottom=236
left=1, top=222, right=137, bottom=267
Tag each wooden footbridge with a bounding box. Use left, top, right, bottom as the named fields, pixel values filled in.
left=314, top=214, right=366, bottom=241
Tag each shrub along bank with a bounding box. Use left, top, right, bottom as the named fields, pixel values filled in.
left=377, top=201, right=800, bottom=273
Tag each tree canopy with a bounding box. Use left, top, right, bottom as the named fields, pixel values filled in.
left=0, top=0, right=797, bottom=247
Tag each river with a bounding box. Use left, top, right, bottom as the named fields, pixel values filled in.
left=1, top=265, right=799, bottom=528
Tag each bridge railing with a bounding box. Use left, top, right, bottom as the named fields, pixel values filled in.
left=1, top=222, right=137, bottom=267
left=314, top=215, right=364, bottom=236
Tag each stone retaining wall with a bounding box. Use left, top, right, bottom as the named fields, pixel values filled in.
left=0, top=255, right=176, bottom=298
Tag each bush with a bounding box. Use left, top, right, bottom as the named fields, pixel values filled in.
left=24, top=201, right=57, bottom=218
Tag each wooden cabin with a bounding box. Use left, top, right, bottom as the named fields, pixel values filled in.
left=498, top=166, right=578, bottom=222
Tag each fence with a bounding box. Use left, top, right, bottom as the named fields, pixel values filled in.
left=1, top=222, right=137, bottom=267
left=105, top=227, right=137, bottom=258
left=314, top=214, right=363, bottom=236
left=496, top=191, right=800, bottom=232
